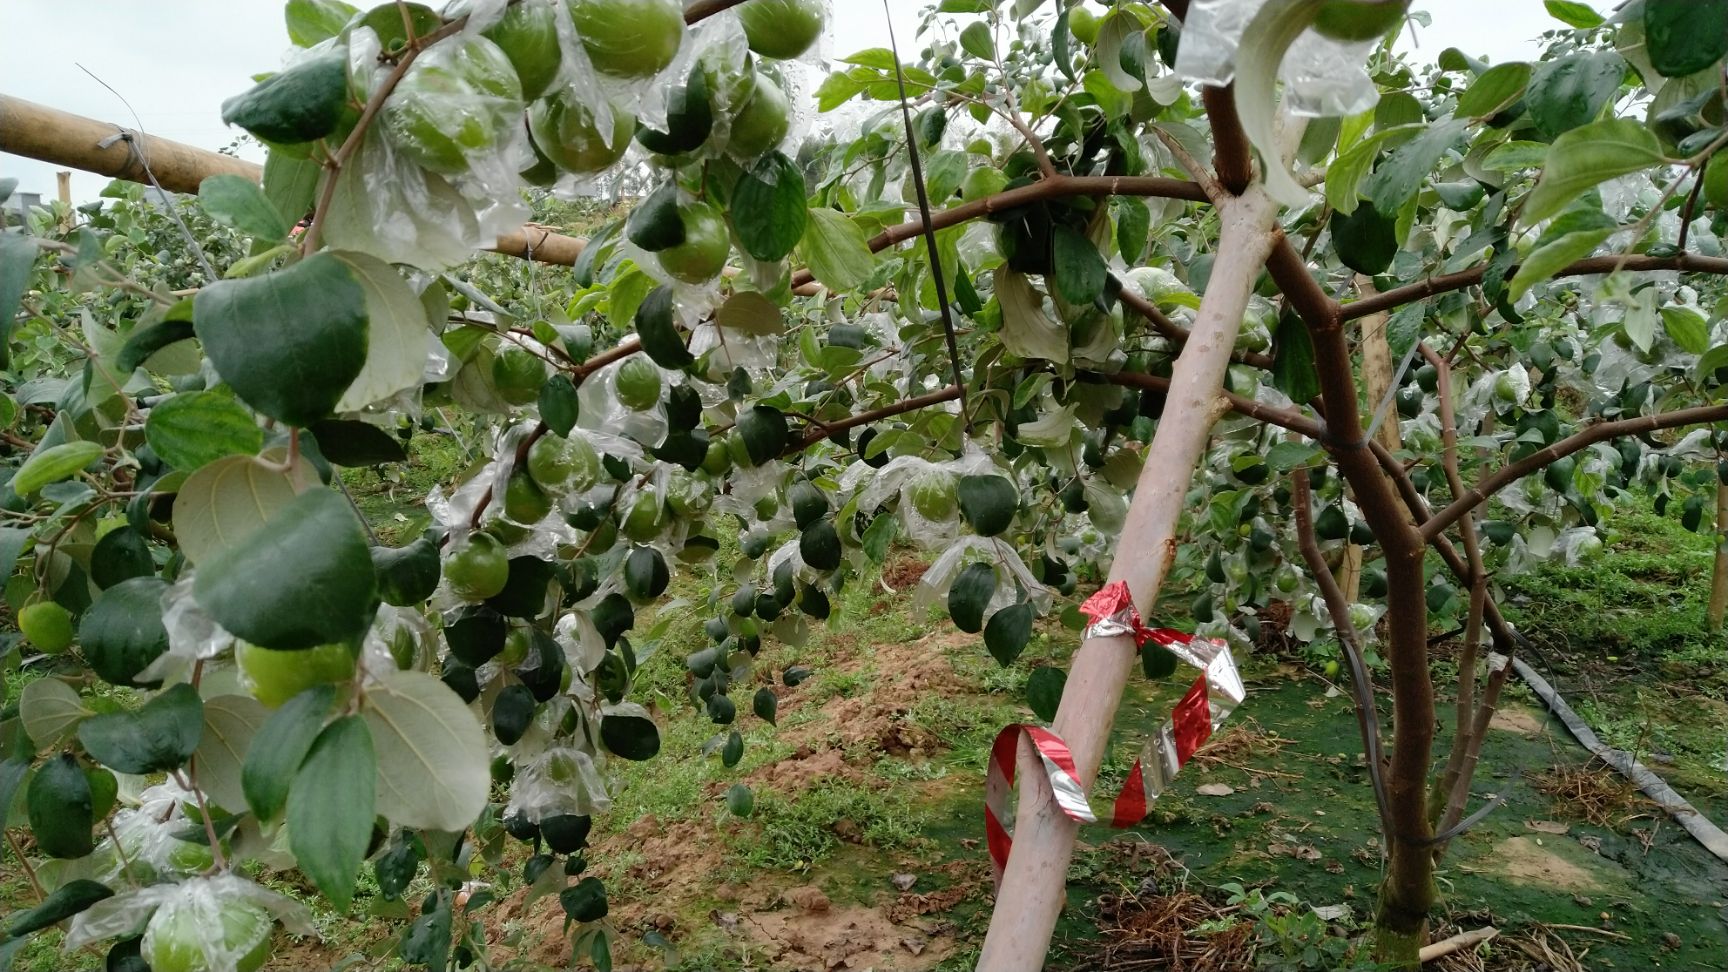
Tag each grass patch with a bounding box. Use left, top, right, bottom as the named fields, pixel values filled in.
left=724, top=781, right=926, bottom=873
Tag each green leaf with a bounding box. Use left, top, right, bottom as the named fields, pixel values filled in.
left=362, top=670, right=489, bottom=830
left=244, top=684, right=336, bottom=821
left=145, top=392, right=263, bottom=472
left=1324, top=124, right=1423, bottom=215
left=1386, top=303, right=1424, bottom=362
left=220, top=50, right=349, bottom=145
left=1660, top=305, right=1710, bottom=355
left=199, top=175, right=289, bottom=241
left=1645, top=0, right=1728, bottom=77
left=285, top=0, right=357, bottom=46
left=539, top=375, right=579, bottom=436
left=12, top=441, right=103, bottom=496
left=1364, top=118, right=1467, bottom=216
left=330, top=251, right=429, bottom=413
left=26, top=754, right=92, bottom=859
left=995, top=267, right=1069, bottom=362
left=1050, top=225, right=1106, bottom=307
left=1522, top=119, right=1665, bottom=227
left=1543, top=0, right=1602, bottom=27
left=733, top=153, right=810, bottom=263
left=78, top=683, right=204, bottom=775
left=799, top=209, right=874, bottom=293
left=193, top=487, right=377, bottom=650
left=1265, top=441, right=1324, bottom=470
left=1271, top=314, right=1321, bottom=403
left=716, top=291, right=784, bottom=336
left=600, top=705, right=661, bottom=761
left=635, top=286, right=694, bottom=369
left=1525, top=50, right=1626, bottom=137
left=172, top=454, right=314, bottom=565
left=193, top=694, right=269, bottom=814
left=0, top=526, right=28, bottom=583
left=18, top=678, right=91, bottom=749
left=1115, top=198, right=1150, bottom=264
left=288, top=716, right=376, bottom=911
left=724, top=782, right=754, bottom=817
left=983, top=602, right=1034, bottom=667
left=117, top=319, right=196, bottom=375
left=1331, top=203, right=1398, bottom=275
left=624, top=185, right=685, bottom=252
left=4, top=879, right=113, bottom=938
left=80, top=577, right=170, bottom=688
left=1508, top=224, right=1613, bottom=301
left=948, top=562, right=997, bottom=634
left=1026, top=666, right=1066, bottom=723
left=1456, top=62, right=1532, bottom=118
left=0, top=233, right=38, bottom=370
left=194, top=251, right=369, bottom=428
left=90, top=527, right=152, bottom=590
left=561, top=876, right=608, bottom=923
left=959, top=21, right=995, bottom=59
left=308, top=418, right=407, bottom=466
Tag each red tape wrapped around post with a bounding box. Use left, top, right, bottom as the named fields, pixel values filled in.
left=984, top=582, right=1246, bottom=886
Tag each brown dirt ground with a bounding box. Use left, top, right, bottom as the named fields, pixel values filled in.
left=1483, top=835, right=1611, bottom=892
left=1489, top=705, right=1546, bottom=736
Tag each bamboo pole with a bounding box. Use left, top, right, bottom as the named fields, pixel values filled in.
left=1709, top=481, right=1728, bottom=629
left=0, top=93, right=591, bottom=266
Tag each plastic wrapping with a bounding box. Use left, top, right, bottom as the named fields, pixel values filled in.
left=914, top=536, right=1053, bottom=618
left=1174, top=0, right=1380, bottom=117
left=361, top=603, right=439, bottom=676
left=65, top=873, right=313, bottom=962
left=577, top=357, right=671, bottom=446
left=138, top=574, right=234, bottom=685
left=504, top=744, right=612, bottom=821
left=324, top=28, right=528, bottom=269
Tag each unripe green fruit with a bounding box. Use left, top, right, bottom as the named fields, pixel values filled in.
left=381, top=36, right=523, bottom=174
left=529, top=93, right=635, bottom=174
left=143, top=895, right=273, bottom=972
left=527, top=435, right=576, bottom=491
left=658, top=202, right=731, bottom=284
left=567, top=0, right=685, bottom=78
left=615, top=358, right=664, bottom=411
left=727, top=72, right=791, bottom=158
left=1313, top=0, right=1408, bottom=42
left=19, top=601, right=74, bottom=654
left=483, top=0, right=562, bottom=100
left=738, top=0, right=825, bottom=59
left=492, top=347, right=547, bottom=406
left=236, top=640, right=356, bottom=708
left=446, top=532, right=511, bottom=600
left=504, top=470, right=553, bottom=524
left=908, top=472, right=959, bottom=521
left=1068, top=6, right=1100, bottom=44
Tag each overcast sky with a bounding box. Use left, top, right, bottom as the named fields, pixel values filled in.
left=2, top=0, right=1556, bottom=203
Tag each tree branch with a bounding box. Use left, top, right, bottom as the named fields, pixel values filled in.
left=1341, top=253, right=1728, bottom=322
left=1202, top=85, right=1253, bottom=196
left=788, top=384, right=964, bottom=452
left=1422, top=402, right=1728, bottom=541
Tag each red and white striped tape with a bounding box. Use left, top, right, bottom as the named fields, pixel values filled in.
left=984, top=582, right=1246, bottom=885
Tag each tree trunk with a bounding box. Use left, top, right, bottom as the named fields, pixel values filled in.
left=974, top=188, right=1281, bottom=972
left=1710, top=481, right=1728, bottom=629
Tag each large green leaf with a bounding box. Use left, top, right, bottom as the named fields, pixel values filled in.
left=193, top=694, right=269, bottom=813
left=1544, top=0, right=1602, bottom=27
left=1660, top=305, right=1710, bottom=355
left=1456, top=62, right=1532, bottom=118
left=1509, top=215, right=1614, bottom=300
left=948, top=562, right=998, bottom=634
left=634, top=286, right=694, bottom=369
left=4, top=879, right=113, bottom=938
left=361, top=670, right=489, bottom=830
left=145, top=391, right=263, bottom=472
left=733, top=153, right=809, bottom=262
left=288, top=716, right=376, bottom=910
left=80, top=577, right=171, bottom=688
left=285, top=0, right=357, bottom=46
left=331, top=251, right=430, bottom=413
left=308, top=419, right=408, bottom=466
left=600, top=705, right=661, bottom=761
left=0, top=233, right=37, bottom=370
left=77, top=683, right=204, bottom=775
left=1050, top=225, right=1106, bottom=307
left=1522, top=119, right=1666, bottom=227
left=199, top=175, right=290, bottom=241
left=995, top=267, right=1069, bottom=363
left=984, top=601, right=1034, bottom=667
left=193, top=251, right=369, bottom=428
left=1363, top=118, right=1466, bottom=216
left=243, top=684, right=336, bottom=822
left=1645, top=0, right=1728, bottom=78
left=192, top=487, right=377, bottom=650
left=1331, top=204, right=1398, bottom=275
left=1271, top=313, right=1321, bottom=403
left=18, top=678, right=90, bottom=749
left=799, top=208, right=873, bottom=293
left=1526, top=50, right=1626, bottom=137
left=90, top=526, right=153, bottom=590
left=13, top=441, right=103, bottom=496
left=172, top=454, right=314, bottom=565
left=26, top=754, right=93, bottom=859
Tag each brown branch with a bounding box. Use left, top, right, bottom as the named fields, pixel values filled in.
left=1679, top=171, right=1707, bottom=253
left=788, top=384, right=964, bottom=452
left=1293, top=466, right=1395, bottom=843
left=1097, top=370, right=1322, bottom=439
left=682, top=0, right=750, bottom=21
left=1341, top=253, right=1728, bottom=322
left=1202, top=85, right=1253, bottom=196
left=1422, top=402, right=1728, bottom=541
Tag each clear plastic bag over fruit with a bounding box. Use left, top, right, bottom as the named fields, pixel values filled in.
left=505, top=744, right=612, bottom=821
left=141, top=574, right=235, bottom=685
left=1174, top=0, right=1380, bottom=117
left=65, top=873, right=313, bottom=968
left=324, top=27, right=529, bottom=268
left=914, top=536, right=1053, bottom=621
